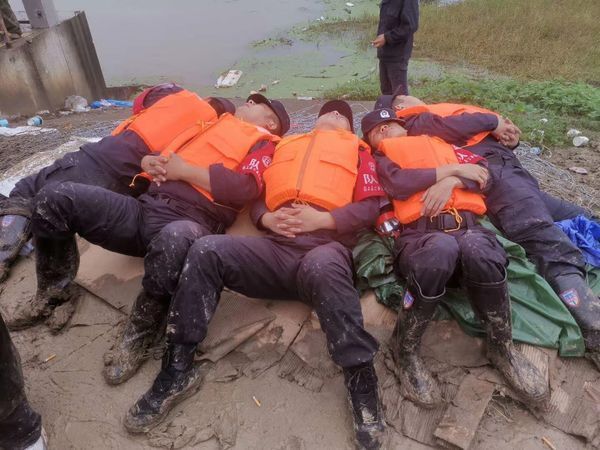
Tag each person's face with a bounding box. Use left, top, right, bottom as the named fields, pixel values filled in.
left=367, top=121, right=407, bottom=149
left=315, top=110, right=351, bottom=131
left=236, top=99, right=280, bottom=133
left=392, top=95, right=426, bottom=110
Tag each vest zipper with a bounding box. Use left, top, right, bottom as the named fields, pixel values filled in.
left=295, top=132, right=317, bottom=199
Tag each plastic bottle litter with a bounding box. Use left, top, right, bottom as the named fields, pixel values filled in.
left=566, top=129, right=581, bottom=138
left=64, top=95, right=89, bottom=112
left=0, top=119, right=8, bottom=128
left=26, top=116, right=43, bottom=126
left=573, top=136, right=589, bottom=147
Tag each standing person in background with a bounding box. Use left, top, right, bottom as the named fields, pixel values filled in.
left=0, top=312, right=46, bottom=450
left=372, top=0, right=419, bottom=96
left=0, top=0, right=22, bottom=39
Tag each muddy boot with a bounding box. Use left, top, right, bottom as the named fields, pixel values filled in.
left=124, top=343, right=208, bottom=434
left=0, top=212, right=32, bottom=283
left=103, top=290, right=168, bottom=385
left=391, top=279, right=442, bottom=408
left=467, top=277, right=550, bottom=407
left=549, top=273, right=600, bottom=367
left=343, top=362, right=385, bottom=450
left=7, top=236, right=79, bottom=331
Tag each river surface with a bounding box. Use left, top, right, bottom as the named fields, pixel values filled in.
left=10, top=0, right=324, bottom=89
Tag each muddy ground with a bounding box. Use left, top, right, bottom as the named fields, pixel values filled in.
left=1, top=106, right=599, bottom=449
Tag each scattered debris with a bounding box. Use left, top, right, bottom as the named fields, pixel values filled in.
left=90, top=99, right=133, bottom=109
left=346, top=2, right=355, bottom=6
left=541, top=436, right=557, bottom=450
left=64, top=95, right=90, bottom=112
left=258, top=84, right=268, bottom=92
left=539, top=118, right=548, bottom=124
left=530, top=146, right=542, bottom=155
left=0, top=118, right=8, bottom=127
left=272, top=80, right=280, bottom=85
left=0, top=126, right=57, bottom=137
left=568, top=166, right=589, bottom=175
left=43, top=354, right=57, bottom=363
left=433, top=374, right=496, bottom=449
left=297, top=96, right=313, bottom=101
left=26, top=115, right=43, bottom=126
left=215, top=70, right=243, bottom=88
left=573, top=136, right=589, bottom=147
left=252, top=396, right=262, bottom=407
left=567, top=128, right=581, bottom=138
left=35, top=110, right=50, bottom=116
left=249, top=90, right=258, bottom=95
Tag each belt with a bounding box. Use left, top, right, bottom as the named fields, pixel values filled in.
left=403, top=208, right=477, bottom=233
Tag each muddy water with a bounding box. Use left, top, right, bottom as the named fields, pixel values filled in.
left=47, top=0, right=324, bottom=89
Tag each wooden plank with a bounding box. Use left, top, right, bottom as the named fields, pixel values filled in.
left=433, top=374, right=496, bottom=449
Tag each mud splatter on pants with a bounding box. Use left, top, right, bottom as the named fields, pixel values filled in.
left=166, top=234, right=379, bottom=368
left=30, top=182, right=216, bottom=301
left=0, top=313, right=42, bottom=449
left=394, top=225, right=508, bottom=298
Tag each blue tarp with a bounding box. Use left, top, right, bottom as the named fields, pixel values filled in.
left=556, top=215, right=600, bottom=267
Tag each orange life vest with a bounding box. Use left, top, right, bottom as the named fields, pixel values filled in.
left=396, top=103, right=498, bottom=147
left=111, top=90, right=217, bottom=152
left=264, top=129, right=363, bottom=211
left=380, top=136, right=487, bottom=224
left=153, top=113, right=279, bottom=201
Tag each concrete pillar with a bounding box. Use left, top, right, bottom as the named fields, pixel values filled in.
left=22, top=0, right=59, bottom=28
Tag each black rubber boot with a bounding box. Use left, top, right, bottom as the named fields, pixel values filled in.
left=7, top=236, right=79, bottom=331
left=549, top=273, right=600, bottom=365
left=343, top=362, right=385, bottom=450
left=0, top=214, right=31, bottom=283
left=103, top=290, right=168, bottom=385
left=391, top=278, right=442, bottom=408
left=124, top=343, right=208, bottom=434
left=467, top=277, right=550, bottom=407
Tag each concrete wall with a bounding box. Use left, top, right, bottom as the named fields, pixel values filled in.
left=0, top=11, right=106, bottom=117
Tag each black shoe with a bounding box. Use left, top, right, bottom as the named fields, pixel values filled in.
left=124, top=343, right=208, bottom=434
left=343, top=363, right=385, bottom=450
left=467, top=277, right=550, bottom=407
left=103, top=290, right=167, bottom=385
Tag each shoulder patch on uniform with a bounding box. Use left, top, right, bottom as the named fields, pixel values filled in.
left=560, top=288, right=580, bottom=307
left=403, top=290, right=415, bottom=310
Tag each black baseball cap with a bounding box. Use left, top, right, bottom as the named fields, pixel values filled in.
left=207, top=97, right=236, bottom=117
left=247, top=94, right=290, bottom=136
left=318, top=100, right=354, bottom=132
left=360, top=108, right=405, bottom=142
left=374, top=95, right=394, bottom=110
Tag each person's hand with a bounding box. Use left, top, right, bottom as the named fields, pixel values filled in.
left=141, top=155, right=168, bottom=184
left=162, top=153, right=189, bottom=181
left=260, top=208, right=303, bottom=238
left=283, top=203, right=336, bottom=234
left=371, top=34, right=386, bottom=48
left=492, top=117, right=521, bottom=148
left=421, top=177, right=461, bottom=217
left=455, top=164, right=489, bottom=189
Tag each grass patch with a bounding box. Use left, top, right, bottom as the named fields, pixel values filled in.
left=300, top=14, right=378, bottom=51
left=416, top=0, right=600, bottom=83
left=324, top=76, right=600, bottom=147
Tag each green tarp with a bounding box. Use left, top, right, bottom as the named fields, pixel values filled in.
left=353, top=218, right=600, bottom=357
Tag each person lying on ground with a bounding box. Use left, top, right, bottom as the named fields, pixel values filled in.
left=9, top=95, right=289, bottom=337
left=123, top=101, right=387, bottom=450
left=374, top=93, right=600, bottom=369
left=0, top=83, right=235, bottom=283
left=362, top=108, right=550, bottom=408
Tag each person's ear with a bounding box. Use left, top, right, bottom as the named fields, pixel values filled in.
left=266, top=118, right=278, bottom=133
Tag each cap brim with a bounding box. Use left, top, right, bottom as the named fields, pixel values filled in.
left=246, top=94, right=289, bottom=136
left=318, top=100, right=354, bottom=132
